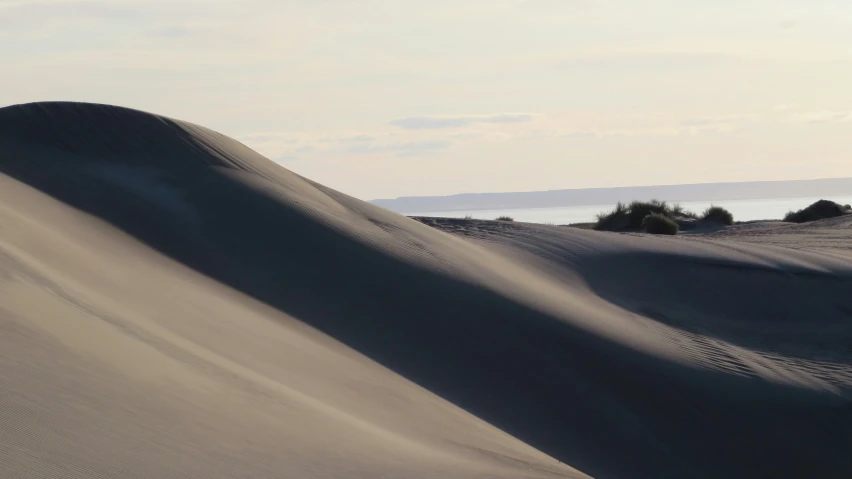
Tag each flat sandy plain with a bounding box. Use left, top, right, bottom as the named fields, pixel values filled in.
left=1, top=102, right=851, bottom=479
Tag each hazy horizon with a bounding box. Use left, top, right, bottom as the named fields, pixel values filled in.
left=4, top=0, right=852, bottom=200
left=372, top=176, right=852, bottom=201
left=371, top=177, right=852, bottom=215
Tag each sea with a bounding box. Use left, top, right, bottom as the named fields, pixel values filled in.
left=407, top=196, right=852, bottom=225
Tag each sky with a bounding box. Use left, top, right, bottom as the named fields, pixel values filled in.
left=3, top=0, right=852, bottom=200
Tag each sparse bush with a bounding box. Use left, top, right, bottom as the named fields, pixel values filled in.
left=463, top=214, right=474, bottom=220
left=669, top=203, right=697, bottom=218
left=594, top=199, right=694, bottom=231
left=642, top=213, right=679, bottom=235
left=701, top=205, right=734, bottom=225
left=784, top=199, right=846, bottom=223
left=566, top=222, right=596, bottom=229
left=594, top=202, right=628, bottom=231
left=628, top=199, right=669, bottom=227
left=845, top=204, right=851, bottom=211
left=496, top=215, right=514, bottom=221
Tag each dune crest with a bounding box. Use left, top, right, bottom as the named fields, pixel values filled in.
left=1, top=102, right=851, bottom=479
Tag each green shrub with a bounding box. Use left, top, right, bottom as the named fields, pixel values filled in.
left=784, top=200, right=846, bottom=223
left=566, top=222, right=596, bottom=229
left=642, top=213, right=679, bottom=235
left=701, top=205, right=734, bottom=225
left=595, top=199, right=687, bottom=231
left=594, top=202, right=628, bottom=231
left=628, top=199, right=669, bottom=227
left=670, top=203, right=697, bottom=219
left=496, top=215, right=514, bottom=221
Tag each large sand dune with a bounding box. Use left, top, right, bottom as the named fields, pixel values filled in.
left=1, top=102, right=851, bottom=479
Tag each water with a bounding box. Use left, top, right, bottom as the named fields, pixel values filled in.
left=409, top=196, right=852, bottom=225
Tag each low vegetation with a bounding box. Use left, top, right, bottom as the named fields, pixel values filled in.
left=594, top=199, right=696, bottom=232
left=594, top=201, right=628, bottom=231
left=595, top=200, right=664, bottom=231
left=565, top=222, right=596, bottom=229
left=784, top=199, right=850, bottom=223
left=670, top=203, right=695, bottom=218
left=701, top=205, right=734, bottom=225
left=593, top=199, right=737, bottom=234
left=626, top=200, right=680, bottom=225
left=496, top=215, right=514, bottom=221
left=641, top=213, right=679, bottom=235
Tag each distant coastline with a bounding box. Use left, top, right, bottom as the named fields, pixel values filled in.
left=372, top=177, right=852, bottom=214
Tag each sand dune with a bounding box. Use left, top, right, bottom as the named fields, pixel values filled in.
left=1, top=102, right=851, bottom=479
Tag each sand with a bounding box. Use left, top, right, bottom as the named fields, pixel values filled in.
left=1, top=102, right=851, bottom=479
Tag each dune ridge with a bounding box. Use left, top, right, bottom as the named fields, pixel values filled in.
left=1, top=102, right=851, bottom=479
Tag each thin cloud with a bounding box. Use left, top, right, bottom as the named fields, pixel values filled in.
left=519, top=0, right=593, bottom=11
left=244, top=106, right=825, bottom=163
left=240, top=130, right=454, bottom=159
left=680, top=118, right=724, bottom=127
left=802, top=111, right=852, bottom=124
left=779, top=19, right=798, bottom=30
left=337, top=134, right=377, bottom=143
left=558, top=52, right=738, bottom=72
left=0, top=1, right=138, bottom=28
left=679, top=115, right=752, bottom=130
left=146, top=25, right=196, bottom=38
left=348, top=139, right=453, bottom=157
left=389, top=113, right=536, bottom=130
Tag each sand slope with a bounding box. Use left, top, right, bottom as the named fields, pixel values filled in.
left=1, top=102, right=851, bottom=479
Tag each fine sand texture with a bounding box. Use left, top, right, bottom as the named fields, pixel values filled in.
left=2, top=102, right=852, bottom=479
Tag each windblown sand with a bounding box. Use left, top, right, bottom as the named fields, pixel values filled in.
left=1, top=102, right=851, bottom=479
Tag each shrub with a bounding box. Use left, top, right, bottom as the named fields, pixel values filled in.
left=628, top=199, right=669, bottom=227
left=670, top=203, right=697, bottom=219
left=701, top=205, right=734, bottom=225
left=496, top=215, right=514, bottom=221
left=594, top=199, right=705, bottom=231
left=595, top=199, right=686, bottom=231
left=463, top=214, right=474, bottom=220
left=642, top=213, right=679, bottom=235
left=784, top=200, right=846, bottom=223
left=594, top=202, right=628, bottom=231
left=566, top=222, right=596, bottom=229
left=845, top=204, right=851, bottom=211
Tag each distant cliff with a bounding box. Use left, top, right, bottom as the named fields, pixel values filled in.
left=372, top=177, right=852, bottom=213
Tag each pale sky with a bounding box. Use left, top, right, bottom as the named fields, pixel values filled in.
left=3, top=0, right=852, bottom=200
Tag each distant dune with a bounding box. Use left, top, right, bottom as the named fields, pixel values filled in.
left=373, top=177, right=852, bottom=213
left=1, top=102, right=852, bottom=479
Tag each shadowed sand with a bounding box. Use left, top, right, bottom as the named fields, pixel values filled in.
left=1, top=102, right=851, bottom=479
